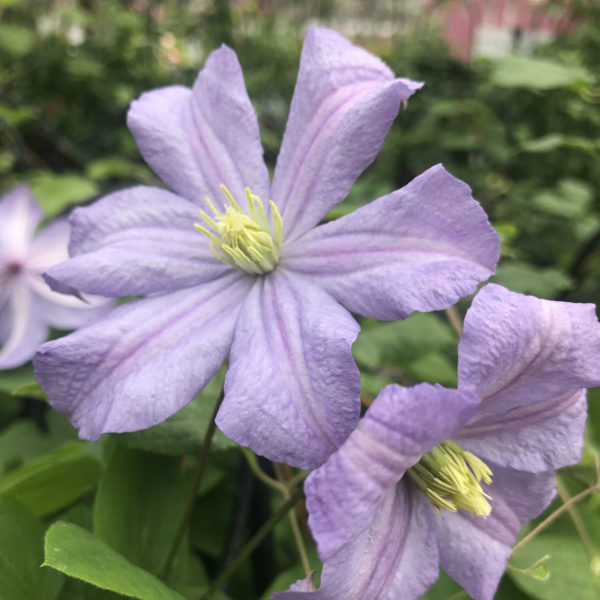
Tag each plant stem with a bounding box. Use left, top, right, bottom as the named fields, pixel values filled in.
left=274, top=463, right=311, bottom=576
left=161, top=387, right=226, bottom=581
left=556, top=476, right=597, bottom=561
left=512, top=484, right=600, bottom=555
left=444, top=306, right=463, bottom=336
left=199, top=488, right=305, bottom=599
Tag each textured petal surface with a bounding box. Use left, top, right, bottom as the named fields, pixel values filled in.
left=457, top=389, right=587, bottom=472
left=216, top=271, right=361, bottom=469
left=0, top=185, right=42, bottom=259
left=25, top=271, right=112, bottom=330
left=127, top=46, right=269, bottom=206
left=458, top=284, right=600, bottom=469
left=435, top=464, right=556, bottom=600
left=306, top=383, right=480, bottom=559
left=271, top=27, right=421, bottom=241
left=0, top=284, right=46, bottom=369
left=34, top=272, right=252, bottom=440
left=284, top=165, right=499, bottom=319
left=43, top=187, right=228, bottom=297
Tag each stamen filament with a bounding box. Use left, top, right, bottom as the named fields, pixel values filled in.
left=195, top=185, right=283, bottom=275
left=407, top=440, right=493, bottom=518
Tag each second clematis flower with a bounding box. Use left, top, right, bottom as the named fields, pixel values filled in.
left=279, top=284, right=600, bottom=599
left=34, top=27, right=499, bottom=468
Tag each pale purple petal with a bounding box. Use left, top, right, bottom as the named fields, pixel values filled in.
left=216, top=271, right=361, bottom=469
left=456, top=389, right=587, bottom=472
left=0, top=284, right=47, bottom=369
left=25, top=271, right=112, bottom=330
left=271, top=27, right=422, bottom=241
left=458, top=283, right=600, bottom=432
left=25, top=218, right=70, bottom=270
left=127, top=46, right=269, bottom=206
left=43, top=187, right=229, bottom=297
left=0, top=185, right=43, bottom=260
left=435, top=464, right=556, bottom=600
left=34, top=272, right=252, bottom=440
left=283, top=165, right=499, bottom=319
left=306, top=384, right=480, bottom=559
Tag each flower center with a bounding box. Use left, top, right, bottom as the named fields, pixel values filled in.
left=195, top=184, right=283, bottom=275
left=407, top=439, right=493, bottom=517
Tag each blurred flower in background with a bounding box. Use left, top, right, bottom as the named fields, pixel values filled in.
left=0, top=185, right=111, bottom=369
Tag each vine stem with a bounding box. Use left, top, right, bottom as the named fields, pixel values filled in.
left=444, top=305, right=463, bottom=336
left=199, top=488, right=305, bottom=600
left=511, top=484, right=600, bottom=556
left=161, top=387, right=226, bottom=581
left=555, top=476, right=598, bottom=561
left=274, top=463, right=311, bottom=576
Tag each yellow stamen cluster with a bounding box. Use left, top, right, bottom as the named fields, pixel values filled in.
left=407, top=440, right=493, bottom=517
left=195, top=185, right=283, bottom=275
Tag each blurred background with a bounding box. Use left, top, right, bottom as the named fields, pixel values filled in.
left=1, top=1, right=600, bottom=599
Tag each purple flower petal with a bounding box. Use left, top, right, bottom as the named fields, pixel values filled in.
left=435, top=464, right=556, bottom=600
left=216, top=271, right=361, bottom=469
left=322, top=484, right=438, bottom=600
left=0, top=284, right=47, bottom=369
left=457, top=283, right=600, bottom=469
left=271, top=27, right=422, bottom=242
left=127, top=46, right=269, bottom=206
left=34, top=272, right=252, bottom=440
left=306, top=384, right=480, bottom=559
left=0, top=185, right=43, bottom=259
left=44, top=187, right=229, bottom=297
left=284, top=165, right=499, bottom=319
left=456, top=389, right=587, bottom=472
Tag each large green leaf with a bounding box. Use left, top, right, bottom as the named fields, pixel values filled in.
left=510, top=532, right=600, bottom=600
left=44, top=522, right=185, bottom=600
left=29, top=172, right=99, bottom=218
left=0, top=497, right=63, bottom=600
left=93, top=446, right=188, bottom=577
left=353, top=313, right=456, bottom=370
left=117, top=367, right=235, bottom=455
left=491, top=55, right=591, bottom=90
left=0, top=442, right=102, bottom=516
left=492, top=262, right=573, bottom=298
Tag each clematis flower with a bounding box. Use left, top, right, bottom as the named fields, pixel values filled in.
left=276, top=284, right=600, bottom=599
left=34, top=27, right=499, bottom=468
left=0, top=185, right=111, bottom=369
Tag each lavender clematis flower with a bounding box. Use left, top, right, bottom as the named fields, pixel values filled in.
left=276, top=284, right=600, bottom=599
left=0, top=185, right=111, bottom=369
left=34, top=28, right=499, bottom=468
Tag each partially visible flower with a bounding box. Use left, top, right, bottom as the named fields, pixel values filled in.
left=275, top=284, right=600, bottom=600
left=35, top=28, right=499, bottom=469
left=0, top=185, right=111, bottom=369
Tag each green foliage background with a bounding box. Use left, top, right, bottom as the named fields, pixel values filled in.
left=1, top=1, right=599, bottom=599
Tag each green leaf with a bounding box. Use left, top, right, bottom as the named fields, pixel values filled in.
left=44, top=523, right=186, bottom=600
left=93, top=446, right=188, bottom=577
left=510, top=533, right=600, bottom=600
left=353, top=313, right=456, bottom=370
left=492, top=263, right=573, bottom=298
left=0, top=24, right=34, bottom=57
left=0, top=442, right=102, bottom=516
left=0, top=496, right=63, bottom=600
left=0, top=365, right=35, bottom=395
left=29, top=172, right=99, bottom=218
left=12, top=382, right=48, bottom=402
left=117, top=367, right=234, bottom=455
left=491, top=55, right=591, bottom=90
